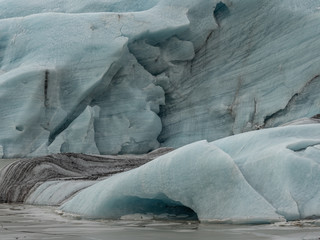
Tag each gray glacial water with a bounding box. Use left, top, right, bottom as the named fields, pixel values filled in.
left=1, top=204, right=320, bottom=240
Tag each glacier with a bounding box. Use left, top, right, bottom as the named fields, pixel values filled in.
left=0, top=121, right=319, bottom=223
left=0, top=0, right=320, bottom=225
left=0, top=0, right=319, bottom=157
left=58, top=123, right=320, bottom=223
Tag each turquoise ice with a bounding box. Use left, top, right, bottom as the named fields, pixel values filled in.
left=60, top=124, right=320, bottom=223
left=0, top=0, right=319, bottom=157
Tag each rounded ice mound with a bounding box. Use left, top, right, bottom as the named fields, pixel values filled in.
left=60, top=124, right=320, bottom=223
left=214, top=124, right=320, bottom=221
left=60, top=140, right=283, bottom=223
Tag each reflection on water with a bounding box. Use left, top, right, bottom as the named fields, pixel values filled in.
left=1, top=204, right=320, bottom=240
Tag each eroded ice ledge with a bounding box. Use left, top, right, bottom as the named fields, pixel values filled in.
left=0, top=148, right=173, bottom=204
left=59, top=123, right=320, bottom=223
left=0, top=122, right=319, bottom=224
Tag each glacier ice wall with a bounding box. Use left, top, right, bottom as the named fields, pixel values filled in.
left=60, top=124, right=320, bottom=223
left=0, top=0, right=320, bottom=157
left=0, top=0, right=216, bottom=157
left=158, top=0, right=320, bottom=147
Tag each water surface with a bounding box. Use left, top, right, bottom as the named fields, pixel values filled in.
left=1, top=204, right=320, bottom=240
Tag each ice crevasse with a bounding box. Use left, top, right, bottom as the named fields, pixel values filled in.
left=61, top=124, right=320, bottom=223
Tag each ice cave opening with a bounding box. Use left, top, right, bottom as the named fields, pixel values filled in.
left=105, top=195, right=199, bottom=221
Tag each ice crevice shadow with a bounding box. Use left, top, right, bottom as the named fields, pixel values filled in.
left=103, top=195, right=199, bottom=221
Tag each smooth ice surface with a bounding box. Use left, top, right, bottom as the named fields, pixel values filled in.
left=214, top=124, right=320, bottom=220
left=61, top=124, right=320, bottom=223
left=26, top=180, right=96, bottom=206
left=1, top=0, right=319, bottom=157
